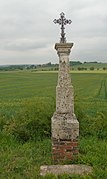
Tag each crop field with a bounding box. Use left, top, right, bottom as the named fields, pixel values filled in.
left=0, top=71, right=107, bottom=178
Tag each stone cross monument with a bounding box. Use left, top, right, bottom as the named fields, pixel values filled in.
left=52, top=12, right=79, bottom=163
left=40, top=13, right=92, bottom=176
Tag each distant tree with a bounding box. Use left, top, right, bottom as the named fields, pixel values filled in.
left=37, top=65, right=41, bottom=67
left=103, top=67, right=106, bottom=70
left=69, top=61, right=82, bottom=66
left=26, top=66, right=30, bottom=70
left=84, top=61, right=98, bottom=63
left=92, top=61, right=98, bottom=63
left=54, top=67, right=58, bottom=71
left=78, top=67, right=81, bottom=71
left=30, top=65, right=36, bottom=69
left=77, top=67, right=87, bottom=71
left=44, top=62, right=51, bottom=67
left=90, top=67, right=94, bottom=70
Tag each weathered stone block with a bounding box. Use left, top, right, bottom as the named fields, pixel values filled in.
left=56, top=86, right=74, bottom=114
left=40, top=165, right=93, bottom=176
left=52, top=112, right=79, bottom=140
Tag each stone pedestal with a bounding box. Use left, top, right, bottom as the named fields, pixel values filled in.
left=51, top=43, right=79, bottom=163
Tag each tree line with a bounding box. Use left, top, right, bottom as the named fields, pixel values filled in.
left=0, top=61, right=107, bottom=71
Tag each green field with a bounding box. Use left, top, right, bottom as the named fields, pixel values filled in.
left=0, top=71, right=107, bottom=178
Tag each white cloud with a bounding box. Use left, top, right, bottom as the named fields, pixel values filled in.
left=0, top=0, right=107, bottom=64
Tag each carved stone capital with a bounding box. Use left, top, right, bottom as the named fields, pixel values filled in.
left=55, top=43, right=73, bottom=56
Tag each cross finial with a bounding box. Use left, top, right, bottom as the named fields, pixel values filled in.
left=53, top=12, right=72, bottom=43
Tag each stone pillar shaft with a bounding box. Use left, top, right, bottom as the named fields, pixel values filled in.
left=52, top=43, right=79, bottom=163
left=56, top=43, right=74, bottom=114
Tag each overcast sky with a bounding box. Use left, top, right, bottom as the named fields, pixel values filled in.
left=0, top=0, right=107, bottom=65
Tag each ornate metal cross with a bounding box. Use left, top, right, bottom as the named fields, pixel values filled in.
left=53, top=12, right=72, bottom=43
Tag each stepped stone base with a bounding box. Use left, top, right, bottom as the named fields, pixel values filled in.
left=40, top=165, right=93, bottom=176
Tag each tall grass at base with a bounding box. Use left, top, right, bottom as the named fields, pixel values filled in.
left=2, top=97, right=55, bottom=142
left=75, top=104, right=107, bottom=139
left=1, top=133, right=107, bottom=178
left=79, top=137, right=107, bottom=178
left=0, top=71, right=107, bottom=178
left=0, top=133, right=52, bottom=179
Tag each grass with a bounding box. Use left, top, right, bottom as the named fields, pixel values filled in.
left=0, top=134, right=51, bottom=178
left=0, top=71, right=107, bottom=178
left=0, top=71, right=57, bottom=100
